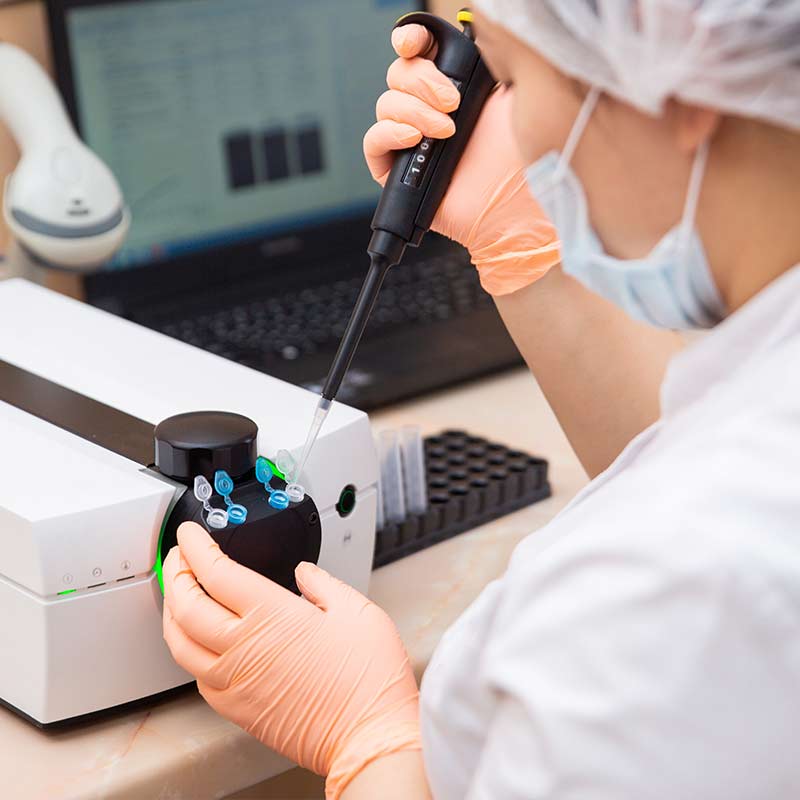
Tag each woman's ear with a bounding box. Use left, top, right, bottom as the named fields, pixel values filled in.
left=673, top=102, right=721, bottom=153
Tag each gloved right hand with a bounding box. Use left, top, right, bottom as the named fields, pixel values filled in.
left=162, top=523, right=421, bottom=800
left=364, top=23, right=561, bottom=296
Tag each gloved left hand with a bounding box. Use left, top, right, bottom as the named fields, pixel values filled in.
left=162, top=522, right=421, bottom=800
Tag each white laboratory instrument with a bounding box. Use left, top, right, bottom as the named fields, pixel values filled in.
left=0, top=43, right=129, bottom=270
left=0, top=279, right=377, bottom=728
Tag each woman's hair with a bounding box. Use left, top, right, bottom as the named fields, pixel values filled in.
left=476, top=0, right=800, bottom=131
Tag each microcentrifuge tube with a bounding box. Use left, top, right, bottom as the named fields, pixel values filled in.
left=206, top=508, right=229, bottom=529
left=269, top=490, right=290, bottom=510
left=213, top=470, right=247, bottom=524
left=276, top=449, right=296, bottom=479
left=214, top=470, right=235, bottom=497
left=285, top=483, right=305, bottom=503
left=378, top=430, right=406, bottom=524
left=255, top=456, right=274, bottom=487
left=400, top=426, right=428, bottom=515
left=194, top=475, right=213, bottom=503
left=226, top=504, right=247, bottom=524
left=194, top=475, right=229, bottom=529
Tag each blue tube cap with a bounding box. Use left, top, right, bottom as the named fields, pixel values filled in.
left=214, top=470, right=235, bottom=497
left=268, top=490, right=290, bottom=510
left=227, top=504, right=248, bottom=524
left=255, top=457, right=274, bottom=486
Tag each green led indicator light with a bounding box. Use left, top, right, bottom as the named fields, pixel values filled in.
left=266, top=457, right=285, bottom=481
left=57, top=589, right=77, bottom=596
left=154, top=514, right=168, bottom=595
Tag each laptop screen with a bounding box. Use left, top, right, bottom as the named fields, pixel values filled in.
left=62, top=0, right=417, bottom=270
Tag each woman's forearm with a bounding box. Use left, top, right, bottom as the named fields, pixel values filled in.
left=495, top=266, right=684, bottom=477
left=340, top=751, right=432, bottom=800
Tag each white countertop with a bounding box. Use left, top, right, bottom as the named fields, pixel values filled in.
left=1, top=368, right=587, bottom=800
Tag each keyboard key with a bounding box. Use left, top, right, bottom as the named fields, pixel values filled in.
left=281, top=345, right=300, bottom=360
left=146, top=251, right=485, bottom=368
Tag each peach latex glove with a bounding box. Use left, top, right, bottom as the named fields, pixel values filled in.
left=162, top=522, right=420, bottom=800
left=363, top=23, right=561, bottom=296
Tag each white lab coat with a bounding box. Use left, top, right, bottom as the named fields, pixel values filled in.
left=420, top=265, right=800, bottom=799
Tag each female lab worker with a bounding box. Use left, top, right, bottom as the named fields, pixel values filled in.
left=162, top=1, right=800, bottom=798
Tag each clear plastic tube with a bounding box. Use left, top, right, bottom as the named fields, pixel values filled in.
left=378, top=430, right=406, bottom=524
left=291, top=397, right=332, bottom=483
left=276, top=449, right=297, bottom=479
left=400, top=425, right=428, bottom=515
left=374, top=435, right=386, bottom=531
left=194, top=475, right=228, bottom=529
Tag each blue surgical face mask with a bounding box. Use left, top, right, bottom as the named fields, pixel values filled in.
left=527, top=88, right=726, bottom=329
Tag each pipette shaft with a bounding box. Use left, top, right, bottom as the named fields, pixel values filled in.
left=290, top=251, right=393, bottom=482
left=321, top=252, right=392, bottom=403
left=291, top=10, right=493, bottom=481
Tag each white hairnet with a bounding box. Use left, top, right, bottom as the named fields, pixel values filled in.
left=475, top=0, right=800, bottom=130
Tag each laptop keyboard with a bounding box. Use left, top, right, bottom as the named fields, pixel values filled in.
left=151, top=253, right=494, bottom=365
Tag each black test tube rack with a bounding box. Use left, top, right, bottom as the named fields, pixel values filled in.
left=373, top=429, right=551, bottom=568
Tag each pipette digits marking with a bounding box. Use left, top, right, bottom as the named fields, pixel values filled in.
left=292, top=9, right=496, bottom=483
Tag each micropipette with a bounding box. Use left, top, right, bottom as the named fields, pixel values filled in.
left=291, top=9, right=495, bottom=483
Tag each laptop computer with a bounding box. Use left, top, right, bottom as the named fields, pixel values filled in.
left=46, top=0, right=523, bottom=410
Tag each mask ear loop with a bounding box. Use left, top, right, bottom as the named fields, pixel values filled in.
left=552, top=86, right=601, bottom=183
left=676, top=140, right=709, bottom=257
left=548, top=87, right=601, bottom=247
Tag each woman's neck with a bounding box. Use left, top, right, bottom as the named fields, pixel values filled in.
left=702, top=118, right=800, bottom=313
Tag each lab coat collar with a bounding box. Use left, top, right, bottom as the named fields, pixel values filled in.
left=661, top=263, right=800, bottom=416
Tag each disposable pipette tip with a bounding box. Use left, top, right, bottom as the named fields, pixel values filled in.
left=291, top=397, right=332, bottom=483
